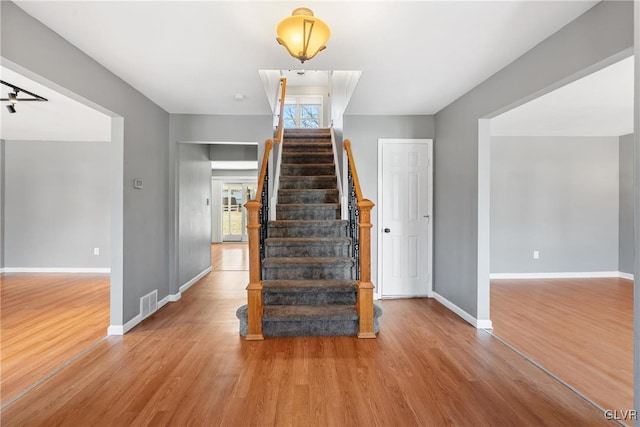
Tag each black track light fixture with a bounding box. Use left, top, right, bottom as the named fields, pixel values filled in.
left=1, top=80, right=48, bottom=114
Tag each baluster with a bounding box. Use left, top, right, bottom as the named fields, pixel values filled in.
left=244, top=139, right=273, bottom=341
left=343, top=140, right=376, bottom=338
left=259, top=170, right=269, bottom=268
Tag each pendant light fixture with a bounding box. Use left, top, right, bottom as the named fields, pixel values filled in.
left=276, top=7, right=330, bottom=63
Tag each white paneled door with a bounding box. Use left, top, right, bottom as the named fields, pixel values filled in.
left=379, top=139, right=432, bottom=297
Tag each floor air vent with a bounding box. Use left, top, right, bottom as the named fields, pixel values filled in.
left=140, top=290, right=158, bottom=319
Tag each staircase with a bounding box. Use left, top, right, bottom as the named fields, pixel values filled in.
left=237, top=128, right=381, bottom=338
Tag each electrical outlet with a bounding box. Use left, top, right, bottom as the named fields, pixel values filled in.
left=533, top=250, right=539, bottom=260
left=94, top=247, right=100, bottom=256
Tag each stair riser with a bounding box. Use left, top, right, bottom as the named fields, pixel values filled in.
left=262, top=266, right=353, bottom=280
left=283, top=134, right=331, bottom=141
left=266, top=244, right=350, bottom=258
left=282, top=150, right=333, bottom=157
left=263, top=320, right=358, bottom=337
left=279, top=177, right=337, bottom=189
left=236, top=304, right=382, bottom=338
left=268, top=225, right=347, bottom=238
left=282, top=153, right=334, bottom=164
left=278, top=192, right=339, bottom=204
left=281, top=164, right=335, bottom=176
left=276, top=207, right=339, bottom=220
left=263, top=291, right=356, bottom=306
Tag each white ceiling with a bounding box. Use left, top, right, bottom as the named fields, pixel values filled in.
left=491, top=55, right=635, bottom=137
left=0, top=67, right=111, bottom=141
left=15, top=1, right=599, bottom=116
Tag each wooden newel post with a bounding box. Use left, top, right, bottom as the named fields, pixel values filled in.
left=357, top=199, right=376, bottom=338
left=244, top=200, right=264, bottom=340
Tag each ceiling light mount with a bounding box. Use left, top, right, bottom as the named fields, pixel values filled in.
left=1, top=80, right=48, bottom=114
left=276, top=7, right=330, bottom=64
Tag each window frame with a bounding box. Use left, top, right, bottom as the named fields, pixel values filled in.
left=283, top=95, right=323, bottom=129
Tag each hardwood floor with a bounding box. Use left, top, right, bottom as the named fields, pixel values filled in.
left=1, top=273, right=110, bottom=404
left=1, top=245, right=613, bottom=426
left=211, top=242, right=249, bottom=271
left=491, top=278, right=634, bottom=413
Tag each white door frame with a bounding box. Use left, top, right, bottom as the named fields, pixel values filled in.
left=218, top=177, right=258, bottom=242
left=377, top=138, right=433, bottom=300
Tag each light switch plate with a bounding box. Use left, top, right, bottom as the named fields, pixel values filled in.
left=133, top=179, right=143, bottom=189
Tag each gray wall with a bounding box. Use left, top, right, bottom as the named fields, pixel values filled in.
left=178, top=143, right=211, bottom=286
left=0, top=140, right=5, bottom=269
left=433, top=1, right=633, bottom=319
left=3, top=140, right=111, bottom=268
left=209, top=144, right=258, bottom=162
left=2, top=2, right=171, bottom=326
left=343, top=115, right=435, bottom=285
left=211, top=169, right=258, bottom=178
left=619, top=133, right=634, bottom=275
left=491, top=136, right=619, bottom=274
left=169, top=114, right=271, bottom=294
left=634, top=4, right=639, bottom=420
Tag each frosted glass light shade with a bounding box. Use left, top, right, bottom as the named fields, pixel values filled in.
left=276, top=8, right=330, bottom=63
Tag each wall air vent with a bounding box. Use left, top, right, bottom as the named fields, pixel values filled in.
left=140, top=290, right=158, bottom=320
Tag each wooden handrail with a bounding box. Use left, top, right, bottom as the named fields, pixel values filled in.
left=343, top=140, right=363, bottom=201
left=243, top=138, right=274, bottom=341
left=343, top=139, right=376, bottom=339
left=274, top=78, right=287, bottom=144
left=256, top=139, right=273, bottom=196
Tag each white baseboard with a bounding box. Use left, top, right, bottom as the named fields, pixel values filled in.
left=158, top=292, right=181, bottom=309
left=108, top=267, right=211, bottom=336
left=432, top=292, right=493, bottom=330
left=490, top=271, right=627, bottom=280
left=107, top=313, right=142, bottom=336
left=2, top=267, right=110, bottom=273
left=179, top=266, right=212, bottom=293
left=618, top=272, right=634, bottom=280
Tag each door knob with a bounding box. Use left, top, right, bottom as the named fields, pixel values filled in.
left=384, top=228, right=391, bottom=233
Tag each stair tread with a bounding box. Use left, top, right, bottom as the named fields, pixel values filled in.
left=278, top=189, right=338, bottom=193
left=280, top=175, right=336, bottom=179
left=268, top=220, right=347, bottom=226
left=281, top=163, right=335, bottom=166
left=283, top=152, right=332, bottom=156
left=263, top=305, right=358, bottom=321
left=277, top=203, right=340, bottom=208
left=265, top=237, right=350, bottom=246
left=263, top=280, right=357, bottom=291
left=264, top=257, right=354, bottom=265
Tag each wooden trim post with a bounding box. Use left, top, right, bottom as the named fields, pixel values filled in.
left=357, top=199, right=376, bottom=338
left=244, top=200, right=264, bottom=340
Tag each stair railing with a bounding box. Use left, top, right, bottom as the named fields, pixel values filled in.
left=270, top=77, right=287, bottom=220
left=330, top=127, right=347, bottom=219
left=244, top=139, right=274, bottom=341
left=343, top=140, right=376, bottom=338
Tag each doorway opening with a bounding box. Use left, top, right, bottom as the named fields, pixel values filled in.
left=222, top=182, right=257, bottom=242
left=483, top=54, right=634, bottom=412
left=0, top=63, right=121, bottom=408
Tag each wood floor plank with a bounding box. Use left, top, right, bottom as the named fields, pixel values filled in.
left=1, top=247, right=617, bottom=426
left=0, top=273, right=109, bottom=403
left=491, top=278, right=633, bottom=413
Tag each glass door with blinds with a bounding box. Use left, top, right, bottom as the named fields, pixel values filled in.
left=222, top=182, right=257, bottom=241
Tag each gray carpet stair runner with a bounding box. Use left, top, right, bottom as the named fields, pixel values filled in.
left=237, top=128, right=381, bottom=337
